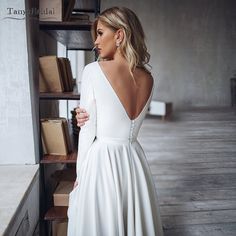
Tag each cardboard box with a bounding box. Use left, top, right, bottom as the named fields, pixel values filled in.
left=52, top=221, right=68, bottom=236
left=53, top=181, right=74, bottom=206
left=39, top=0, right=64, bottom=22
left=41, top=118, right=72, bottom=155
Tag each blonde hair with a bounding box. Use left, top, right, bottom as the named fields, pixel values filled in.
left=92, top=7, right=151, bottom=74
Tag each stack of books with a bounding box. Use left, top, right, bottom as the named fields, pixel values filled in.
left=71, top=108, right=80, bottom=136
left=70, top=108, right=80, bottom=149
left=63, top=0, right=76, bottom=21
left=70, top=12, right=91, bottom=24
left=39, top=56, right=74, bottom=93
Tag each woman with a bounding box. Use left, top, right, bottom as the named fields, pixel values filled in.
left=67, top=6, right=163, bottom=236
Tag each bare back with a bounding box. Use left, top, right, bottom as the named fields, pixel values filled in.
left=99, top=60, right=153, bottom=120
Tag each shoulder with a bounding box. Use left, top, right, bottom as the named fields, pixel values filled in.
left=135, top=68, right=154, bottom=86
left=81, top=62, right=99, bottom=86
left=83, top=61, right=98, bottom=73
left=82, top=62, right=99, bottom=82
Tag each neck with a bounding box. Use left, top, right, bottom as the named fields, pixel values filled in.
left=105, top=52, right=129, bottom=69
left=99, top=50, right=128, bottom=66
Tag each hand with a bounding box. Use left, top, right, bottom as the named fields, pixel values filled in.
left=75, top=107, right=89, bottom=127
left=73, top=181, right=78, bottom=189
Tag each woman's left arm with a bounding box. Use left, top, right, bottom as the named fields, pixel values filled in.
left=75, top=107, right=89, bottom=127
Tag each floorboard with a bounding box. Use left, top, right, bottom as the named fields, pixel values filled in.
left=140, top=107, right=236, bottom=236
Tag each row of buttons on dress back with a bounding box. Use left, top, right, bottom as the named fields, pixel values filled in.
left=129, top=120, right=135, bottom=142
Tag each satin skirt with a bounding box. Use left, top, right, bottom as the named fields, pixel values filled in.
left=67, top=138, right=163, bottom=236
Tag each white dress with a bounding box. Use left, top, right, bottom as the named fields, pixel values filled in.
left=67, top=61, right=163, bottom=236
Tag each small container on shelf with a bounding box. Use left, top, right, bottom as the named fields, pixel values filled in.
left=39, top=0, right=64, bottom=22
left=53, top=181, right=74, bottom=206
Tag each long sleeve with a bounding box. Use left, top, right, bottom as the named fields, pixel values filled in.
left=76, top=65, right=96, bottom=181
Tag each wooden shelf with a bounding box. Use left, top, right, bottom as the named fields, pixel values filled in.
left=44, top=206, right=68, bottom=221
left=73, top=8, right=98, bottom=13
left=40, top=151, right=77, bottom=164
left=39, top=21, right=92, bottom=31
left=39, top=91, right=80, bottom=100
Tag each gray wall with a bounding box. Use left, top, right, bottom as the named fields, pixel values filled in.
left=26, top=0, right=40, bottom=163
left=101, top=0, right=236, bottom=109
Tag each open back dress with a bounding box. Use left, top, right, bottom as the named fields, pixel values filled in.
left=67, top=61, right=163, bottom=236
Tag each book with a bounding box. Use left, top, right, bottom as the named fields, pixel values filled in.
left=64, top=58, right=74, bottom=91
left=58, top=57, right=70, bottom=92
left=70, top=13, right=90, bottom=23
left=39, top=56, right=64, bottom=92
left=62, top=118, right=72, bottom=153
left=63, top=0, right=76, bottom=21
left=39, top=66, right=48, bottom=92
left=41, top=118, right=72, bottom=155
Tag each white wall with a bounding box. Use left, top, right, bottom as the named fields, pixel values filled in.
left=0, top=0, right=36, bottom=164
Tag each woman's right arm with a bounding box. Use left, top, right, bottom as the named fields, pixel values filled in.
left=75, top=65, right=96, bottom=185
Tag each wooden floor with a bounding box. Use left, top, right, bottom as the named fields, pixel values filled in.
left=139, top=107, right=236, bottom=236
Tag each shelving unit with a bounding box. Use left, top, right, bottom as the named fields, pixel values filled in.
left=39, top=91, right=80, bottom=100
left=39, top=1, right=100, bottom=235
